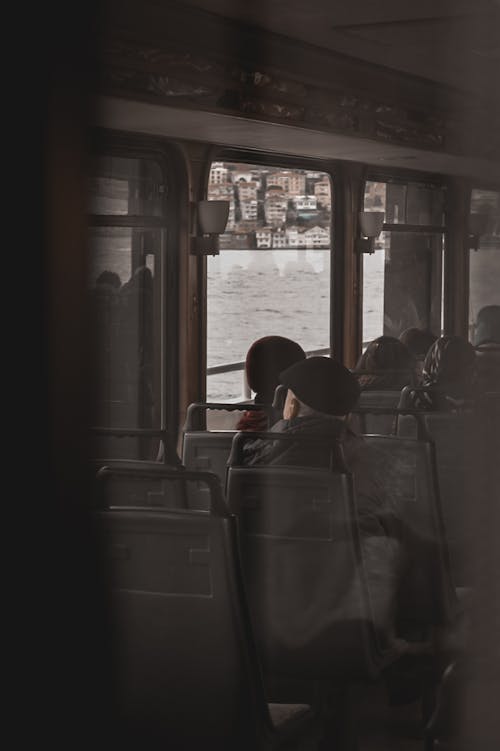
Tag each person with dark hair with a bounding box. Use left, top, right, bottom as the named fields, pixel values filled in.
left=241, top=356, right=361, bottom=466
left=235, top=335, right=306, bottom=431
left=399, top=327, right=437, bottom=356
left=353, top=335, right=416, bottom=390
left=399, top=335, right=476, bottom=411
left=399, top=327, right=438, bottom=376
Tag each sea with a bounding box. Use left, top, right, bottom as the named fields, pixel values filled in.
left=206, top=248, right=385, bottom=401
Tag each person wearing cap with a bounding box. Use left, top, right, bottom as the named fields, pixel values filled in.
left=241, top=356, right=400, bottom=527
left=239, top=356, right=455, bottom=682
left=235, top=335, right=306, bottom=431
left=239, top=357, right=406, bottom=641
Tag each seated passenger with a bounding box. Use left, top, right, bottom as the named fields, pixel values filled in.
left=398, top=335, right=476, bottom=411
left=399, top=327, right=438, bottom=377
left=353, top=335, right=416, bottom=390
left=240, top=357, right=400, bottom=638
left=236, top=335, right=306, bottom=431
left=239, top=356, right=454, bottom=658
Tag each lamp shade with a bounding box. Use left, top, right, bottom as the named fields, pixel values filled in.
left=359, top=211, right=384, bottom=237
left=198, top=200, right=230, bottom=234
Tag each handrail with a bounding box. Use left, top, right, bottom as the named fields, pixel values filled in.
left=206, top=343, right=387, bottom=377
left=206, top=347, right=331, bottom=376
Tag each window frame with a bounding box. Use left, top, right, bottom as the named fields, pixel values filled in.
left=88, top=128, right=181, bottom=440
left=361, top=169, right=448, bottom=346
left=203, top=148, right=338, bottom=394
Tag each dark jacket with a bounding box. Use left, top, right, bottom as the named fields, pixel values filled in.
left=241, top=414, right=400, bottom=523
left=399, top=335, right=476, bottom=412
left=240, top=414, right=406, bottom=641
left=239, top=413, right=452, bottom=636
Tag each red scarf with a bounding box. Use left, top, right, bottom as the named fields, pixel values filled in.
left=235, top=409, right=268, bottom=432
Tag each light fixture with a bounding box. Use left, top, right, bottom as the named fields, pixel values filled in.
left=190, top=200, right=230, bottom=256
left=468, top=213, right=489, bottom=252
left=355, top=211, right=385, bottom=254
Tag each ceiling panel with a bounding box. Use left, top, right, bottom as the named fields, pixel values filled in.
left=178, top=0, right=500, bottom=94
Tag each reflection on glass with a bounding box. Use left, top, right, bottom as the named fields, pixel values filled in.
left=364, top=180, right=445, bottom=226
left=468, top=190, right=500, bottom=341
left=362, top=233, right=443, bottom=347
left=88, top=227, right=163, bottom=448
left=88, top=156, right=164, bottom=217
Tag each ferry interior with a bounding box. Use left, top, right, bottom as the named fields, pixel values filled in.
left=39, top=1, right=500, bottom=750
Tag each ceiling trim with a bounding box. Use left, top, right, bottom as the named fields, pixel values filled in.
left=95, top=96, right=500, bottom=183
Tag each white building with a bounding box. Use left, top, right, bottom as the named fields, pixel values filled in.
left=303, top=225, right=330, bottom=247
left=240, top=199, right=258, bottom=221
left=256, top=227, right=272, bottom=248
left=294, top=195, right=317, bottom=211
left=265, top=201, right=287, bottom=226
left=286, top=226, right=305, bottom=247
left=209, top=163, right=228, bottom=185
left=266, top=170, right=305, bottom=195
left=264, top=186, right=288, bottom=226
left=237, top=180, right=258, bottom=201
left=314, top=179, right=331, bottom=208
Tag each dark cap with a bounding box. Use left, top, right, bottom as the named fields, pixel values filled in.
left=245, top=336, right=306, bottom=401
left=279, top=356, right=360, bottom=416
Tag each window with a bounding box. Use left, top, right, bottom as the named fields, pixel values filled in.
left=206, top=161, right=333, bottom=401
left=468, top=188, right=500, bottom=343
left=88, top=152, right=173, bottom=459
left=362, top=180, right=445, bottom=348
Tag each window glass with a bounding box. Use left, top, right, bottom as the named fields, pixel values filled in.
left=207, top=162, right=332, bottom=401
left=365, top=180, right=445, bottom=226
left=88, top=152, right=169, bottom=460
left=89, top=156, right=165, bottom=216
left=362, top=181, right=444, bottom=349
left=88, top=227, right=163, bottom=436
left=468, top=189, right=500, bottom=343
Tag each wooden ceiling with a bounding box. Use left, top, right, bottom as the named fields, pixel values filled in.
left=97, top=0, right=500, bottom=180
left=180, top=0, right=500, bottom=99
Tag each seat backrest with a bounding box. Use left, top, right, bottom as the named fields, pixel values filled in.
left=354, top=390, right=404, bottom=434
left=474, top=345, right=500, bottom=394
left=358, top=390, right=404, bottom=409
left=414, top=411, right=477, bottom=586
left=226, top=464, right=386, bottom=681
left=93, top=462, right=225, bottom=511
left=184, top=402, right=275, bottom=431
left=92, top=427, right=182, bottom=466
left=182, top=402, right=273, bottom=508
left=362, top=435, right=458, bottom=624
left=182, top=402, right=275, bottom=505
left=94, top=466, right=273, bottom=750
